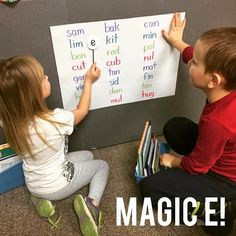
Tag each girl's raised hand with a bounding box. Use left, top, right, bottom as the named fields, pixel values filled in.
left=85, top=63, right=101, bottom=84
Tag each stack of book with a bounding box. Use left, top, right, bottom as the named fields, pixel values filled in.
left=0, top=143, right=21, bottom=173
left=135, top=121, right=170, bottom=182
left=0, top=143, right=25, bottom=194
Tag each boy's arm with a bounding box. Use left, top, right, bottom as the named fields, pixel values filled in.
left=160, top=153, right=182, bottom=168
left=162, top=12, right=189, bottom=53
left=72, top=64, right=101, bottom=126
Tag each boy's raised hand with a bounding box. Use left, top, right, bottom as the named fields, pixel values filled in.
left=162, top=12, right=188, bottom=53
left=85, top=63, right=101, bottom=84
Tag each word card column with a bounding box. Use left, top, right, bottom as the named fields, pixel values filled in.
left=68, top=27, right=88, bottom=104
left=104, top=21, right=123, bottom=105
left=141, top=20, right=159, bottom=100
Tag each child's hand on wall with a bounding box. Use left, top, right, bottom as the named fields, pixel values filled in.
left=162, top=12, right=189, bottom=53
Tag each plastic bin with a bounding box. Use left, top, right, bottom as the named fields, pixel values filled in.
left=0, top=161, right=25, bottom=194
left=135, top=141, right=170, bottom=183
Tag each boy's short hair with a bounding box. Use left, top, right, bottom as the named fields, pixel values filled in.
left=200, top=27, right=236, bottom=90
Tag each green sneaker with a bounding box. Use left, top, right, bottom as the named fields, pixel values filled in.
left=31, top=195, right=55, bottom=217
left=190, top=201, right=205, bottom=219
left=74, top=194, right=101, bottom=236
left=31, top=195, right=61, bottom=229
left=84, top=197, right=102, bottom=232
left=190, top=200, right=231, bottom=221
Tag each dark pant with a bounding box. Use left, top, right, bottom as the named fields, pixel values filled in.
left=163, top=117, right=198, bottom=155
left=139, top=117, right=236, bottom=234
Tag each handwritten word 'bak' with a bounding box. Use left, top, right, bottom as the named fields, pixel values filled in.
left=104, top=21, right=120, bottom=32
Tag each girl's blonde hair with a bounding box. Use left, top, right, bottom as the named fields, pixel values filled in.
left=0, top=55, right=55, bottom=156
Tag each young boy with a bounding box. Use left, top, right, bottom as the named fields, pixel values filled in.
left=139, top=13, right=236, bottom=235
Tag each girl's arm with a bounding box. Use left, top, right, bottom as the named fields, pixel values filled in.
left=72, top=64, right=101, bottom=126
left=162, top=12, right=189, bottom=53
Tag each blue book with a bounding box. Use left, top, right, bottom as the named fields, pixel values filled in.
left=0, top=143, right=16, bottom=159
left=152, top=138, right=160, bottom=174
left=146, top=138, right=155, bottom=176
left=142, top=124, right=152, bottom=172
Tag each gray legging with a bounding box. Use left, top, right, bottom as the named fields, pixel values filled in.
left=32, top=151, right=109, bottom=204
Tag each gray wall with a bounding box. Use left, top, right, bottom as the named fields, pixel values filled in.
left=0, top=0, right=236, bottom=150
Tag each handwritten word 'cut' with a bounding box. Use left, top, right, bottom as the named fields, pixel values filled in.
left=72, top=61, right=86, bottom=71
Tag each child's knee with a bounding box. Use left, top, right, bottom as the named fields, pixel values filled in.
left=95, top=160, right=109, bottom=175
left=84, top=150, right=94, bottom=160
left=100, top=160, right=109, bottom=172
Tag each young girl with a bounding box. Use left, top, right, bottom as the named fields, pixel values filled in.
left=0, top=55, right=109, bottom=236
left=140, top=13, right=236, bottom=235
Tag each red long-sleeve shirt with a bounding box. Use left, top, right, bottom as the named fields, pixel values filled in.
left=180, top=46, right=236, bottom=183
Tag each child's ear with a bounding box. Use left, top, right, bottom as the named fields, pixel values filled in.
left=207, top=73, right=223, bottom=88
